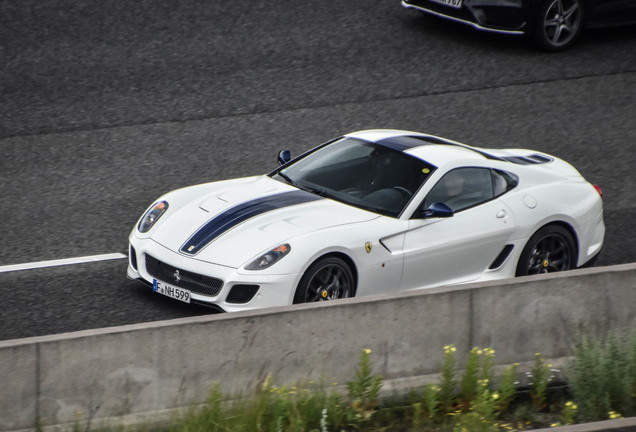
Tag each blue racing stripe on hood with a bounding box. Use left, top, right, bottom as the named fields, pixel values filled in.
left=181, top=190, right=323, bottom=255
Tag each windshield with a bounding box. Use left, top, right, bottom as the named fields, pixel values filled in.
left=271, top=137, right=436, bottom=217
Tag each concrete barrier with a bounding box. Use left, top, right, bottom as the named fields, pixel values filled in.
left=2, top=263, right=636, bottom=432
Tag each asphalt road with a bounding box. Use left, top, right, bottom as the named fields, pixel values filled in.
left=1, top=0, right=635, bottom=341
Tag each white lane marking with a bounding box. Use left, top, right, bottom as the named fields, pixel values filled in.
left=0, top=253, right=127, bottom=274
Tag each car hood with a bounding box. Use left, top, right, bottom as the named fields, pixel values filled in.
left=150, top=176, right=379, bottom=268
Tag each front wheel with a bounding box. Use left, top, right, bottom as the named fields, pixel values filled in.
left=532, top=0, right=583, bottom=51
left=293, top=257, right=355, bottom=304
left=516, top=225, right=576, bottom=276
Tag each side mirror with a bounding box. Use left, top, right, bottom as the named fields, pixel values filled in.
left=278, top=150, right=291, bottom=166
left=419, top=202, right=454, bottom=219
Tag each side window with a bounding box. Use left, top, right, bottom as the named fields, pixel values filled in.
left=492, top=169, right=519, bottom=196
left=423, top=168, right=494, bottom=212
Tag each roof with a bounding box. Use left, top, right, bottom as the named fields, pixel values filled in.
left=345, top=129, right=559, bottom=171
left=405, top=144, right=488, bottom=167
left=346, top=129, right=490, bottom=167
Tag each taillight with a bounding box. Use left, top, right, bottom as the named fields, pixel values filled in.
left=592, top=184, right=602, bottom=197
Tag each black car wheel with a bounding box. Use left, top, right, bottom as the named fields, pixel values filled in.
left=293, top=257, right=355, bottom=304
left=516, top=225, right=576, bottom=276
left=533, top=0, right=583, bottom=51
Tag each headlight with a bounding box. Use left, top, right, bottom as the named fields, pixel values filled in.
left=138, top=201, right=168, bottom=233
left=246, top=244, right=291, bottom=270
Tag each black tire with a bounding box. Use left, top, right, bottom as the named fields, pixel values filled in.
left=532, top=0, right=584, bottom=52
left=293, top=257, right=355, bottom=304
left=516, top=225, right=576, bottom=276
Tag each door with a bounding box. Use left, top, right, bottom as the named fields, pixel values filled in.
left=400, top=168, right=516, bottom=290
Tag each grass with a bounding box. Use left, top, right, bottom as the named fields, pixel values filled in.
left=77, top=328, right=636, bottom=432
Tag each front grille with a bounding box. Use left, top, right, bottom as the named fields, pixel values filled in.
left=145, top=254, right=223, bottom=297
left=226, top=285, right=260, bottom=304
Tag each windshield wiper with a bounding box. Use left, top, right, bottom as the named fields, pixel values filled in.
left=311, top=187, right=332, bottom=198
left=278, top=172, right=318, bottom=194
left=277, top=172, right=331, bottom=198
left=277, top=171, right=297, bottom=186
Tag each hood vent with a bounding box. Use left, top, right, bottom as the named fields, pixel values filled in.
left=502, top=154, right=553, bottom=165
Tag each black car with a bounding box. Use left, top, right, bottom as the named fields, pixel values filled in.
left=402, top=0, right=636, bottom=51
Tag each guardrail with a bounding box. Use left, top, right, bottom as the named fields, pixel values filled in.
left=2, top=263, right=635, bottom=432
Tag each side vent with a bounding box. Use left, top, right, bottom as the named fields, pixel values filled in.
left=489, top=244, right=514, bottom=270
left=129, top=245, right=138, bottom=271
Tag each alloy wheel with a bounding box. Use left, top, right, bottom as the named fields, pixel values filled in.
left=535, top=0, right=583, bottom=51
left=517, top=225, right=576, bottom=276
left=526, top=233, right=573, bottom=274
left=294, top=257, right=354, bottom=303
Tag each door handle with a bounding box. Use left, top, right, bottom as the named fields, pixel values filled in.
left=496, top=210, right=507, bottom=219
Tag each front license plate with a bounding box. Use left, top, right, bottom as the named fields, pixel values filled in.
left=153, top=279, right=191, bottom=304
left=431, top=0, right=461, bottom=8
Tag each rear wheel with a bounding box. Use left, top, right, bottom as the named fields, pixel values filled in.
left=532, top=0, right=583, bottom=51
left=516, top=225, right=576, bottom=276
left=293, top=257, right=355, bottom=304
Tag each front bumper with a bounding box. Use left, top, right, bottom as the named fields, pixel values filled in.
left=128, top=236, right=301, bottom=312
left=402, top=0, right=529, bottom=34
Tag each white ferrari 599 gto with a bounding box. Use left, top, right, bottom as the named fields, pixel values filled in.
left=127, top=130, right=605, bottom=311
